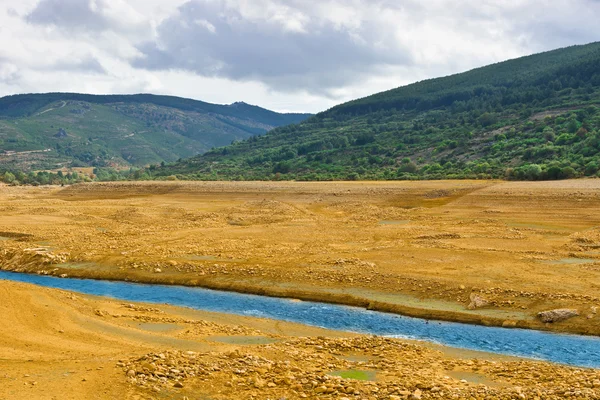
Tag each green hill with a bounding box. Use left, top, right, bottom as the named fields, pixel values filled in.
left=0, top=93, right=311, bottom=171
left=154, top=42, right=600, bottom=181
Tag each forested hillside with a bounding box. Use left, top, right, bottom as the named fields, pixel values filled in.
left=0, top=93, right=311, bottom=171
left=155, top=42, right=600, bottom=181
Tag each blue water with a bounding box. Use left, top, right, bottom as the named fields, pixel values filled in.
left=1, top=270, right=599, bottom=368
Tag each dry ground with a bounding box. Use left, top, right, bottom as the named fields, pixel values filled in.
left=1, top=180, right=600, bottom=336
left=0, top=280, right=599, bottom=400
left=2, top=180, right=600, bottom=399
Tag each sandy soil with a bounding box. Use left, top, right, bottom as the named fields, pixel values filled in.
left=1, top=180, right=600, bottom=337
left=0, top=280, right=599, bottom=399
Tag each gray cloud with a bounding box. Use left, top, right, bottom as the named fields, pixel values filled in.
left=48, top=56, right=107, bottom=74
left=26, top=0, right=110, bottom=31
left=131, top=0, right=600, bottom=96
left=133, top=0, right=412, bottom=95
left=24, top=0, right=151, bottom=37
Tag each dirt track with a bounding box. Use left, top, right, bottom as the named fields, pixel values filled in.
left=1, top=180, right=600, bottom=335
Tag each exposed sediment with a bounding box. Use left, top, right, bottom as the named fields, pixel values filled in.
left=1, top=180, right=600, bottom=337
left=1, top=278, right=598, bottom=399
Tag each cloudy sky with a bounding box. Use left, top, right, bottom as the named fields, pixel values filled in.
left=0, top=0, right=599, bottom=113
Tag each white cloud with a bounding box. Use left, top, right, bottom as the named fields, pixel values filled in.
left=0, top=0, right=597, bottom=113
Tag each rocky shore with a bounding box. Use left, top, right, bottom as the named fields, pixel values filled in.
left=121, top=337, right=600, bottom=399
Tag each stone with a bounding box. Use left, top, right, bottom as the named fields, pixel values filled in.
left=54, top=128, right=68, bottom=138
left=467, top=293, right=488, bottom=310
left=173, top=381, right=184, bottom=388
left=126, top=370, right=136, bottom=378
left=537, top=309, right=579, bottom=323
left=502, top=320, right=517, bottom=328
left=314, top=386, right=327, bottom=393
left=410, top=389, right=422, bottom=399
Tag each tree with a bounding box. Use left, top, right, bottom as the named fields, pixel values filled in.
left=398, top=162, right=417, bottom=173
left=2, top=172, right=15, bottom=183
left=273, top=161, right=291, bottom=174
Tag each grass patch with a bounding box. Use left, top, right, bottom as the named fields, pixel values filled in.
left=328, top=369, right=376, bottom=381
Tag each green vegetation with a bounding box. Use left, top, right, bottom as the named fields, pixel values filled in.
left=0, top=93, right=311, bottom=171
left=152, top=42, right=600, bottom=181
left=328, top=370, right=376, bottom=381
left=0, top=169, right=90, bottom=186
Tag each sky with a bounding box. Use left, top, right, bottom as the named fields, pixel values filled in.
left=0, top=0, right=599, bottom=113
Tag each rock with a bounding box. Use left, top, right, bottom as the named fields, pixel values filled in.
left=314, top=386, right=327, bottom=393
left=54, top=128, right=68, bottom=138
left=502, top=320, right=517, bottom=328
left=459, top=285, right=466, bottom=290
left=467, top=293, right=488, bottom=310
left=141, top=362, right=156, bottom=373
left=154, top=268, right=162, bottom=273
left=410, top=389, right=422, bottom=399
left=126, top=370, right=136, bottom=378
left=537, top=309, right=579, bottom=323
left=173, top=381, right=184, bottom=388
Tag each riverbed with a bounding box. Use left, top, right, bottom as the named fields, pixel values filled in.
left=1, top=270, right=599, bottom=368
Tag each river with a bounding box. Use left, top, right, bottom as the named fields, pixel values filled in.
left=1, top=270, right=599, bottom=368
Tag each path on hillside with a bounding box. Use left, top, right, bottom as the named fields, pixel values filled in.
left=36, top=100, right=67, bottom=116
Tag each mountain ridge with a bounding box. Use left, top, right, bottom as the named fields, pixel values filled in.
left=153, top=41, right=600, bottom=181
left=0, top=92, right=312, bottom=170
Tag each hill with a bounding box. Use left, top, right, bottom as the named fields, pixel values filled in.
left=154, top=42, right=600, bottom=181
left=0, top=93, right=311, bottom=171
